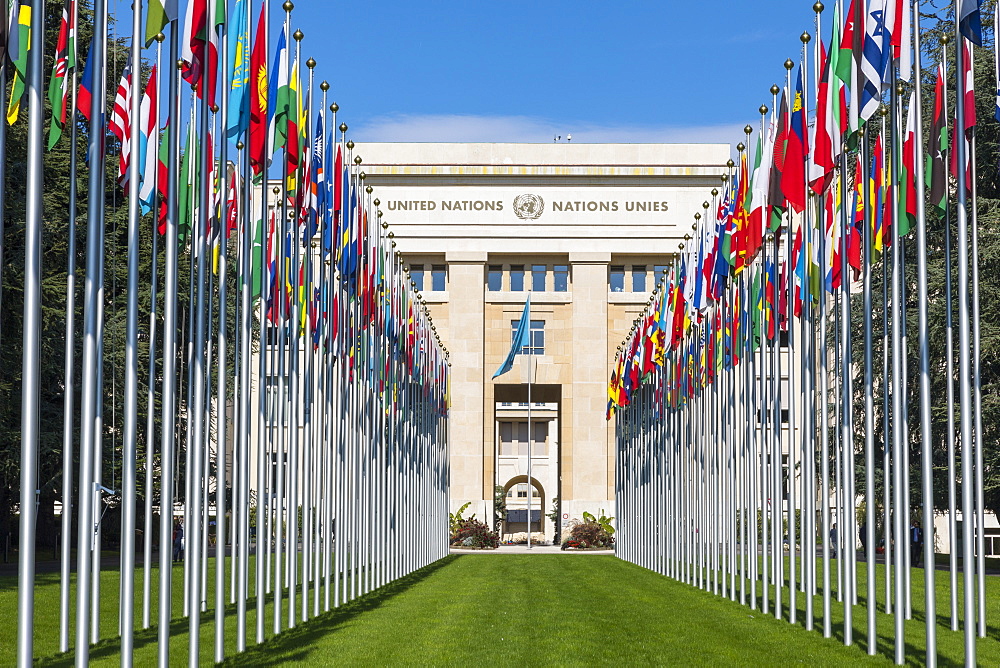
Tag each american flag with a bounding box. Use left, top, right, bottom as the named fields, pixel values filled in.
left=109, top=55, right=133, bottom=187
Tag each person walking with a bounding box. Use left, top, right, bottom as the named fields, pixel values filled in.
left=830, top=523, right=838, bottom=559
left=172, top=519, right=184, bottom=562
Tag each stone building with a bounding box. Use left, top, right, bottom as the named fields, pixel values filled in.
left=359, top=142, right=729, bottom=543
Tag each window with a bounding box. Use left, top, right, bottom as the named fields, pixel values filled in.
left=512, top=319, right=544, bottom=355
left=756, top=408, right=790, bottom=424
left=654, top=265, right=668, bottom=283
left=499, top=421, right=547, bottom=456
left=264, top=376, right=289, bottom=425
left=265, top=323, right=288, bottom=347
left=532, top=265, right=547, bottom=292
left=488, top=265, right=503, bottom=291
left=510, top=265, right=525, bottom=291
left=431, top=265, right=446, bottom=291
left=554, top=265, right=568, bottom=292
left=632, top=265, right=647, bottom=293
left=410, top=265, right=424, bottom=291
left=610, top=266, right=625, bottom=292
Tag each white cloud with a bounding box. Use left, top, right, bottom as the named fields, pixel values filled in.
left=351, top=113, right=743, bottom=147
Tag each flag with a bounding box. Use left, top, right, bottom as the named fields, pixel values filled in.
left=860, top=0, right=891, bottom=123
left=109, top=56, right=134, bottom=188
left=269, top=29, right=290, bottom=157
left=6, top=3, right=30, bottom=125
left=959, top=0, right=983, bottom=46
left=892, top=0, right=912, bottom=81
left=768, top=89, right=789, bottom=230
left=836, top=0, right=864, bottom=135
left=248, top=2, right=268, bottom=173
left=46, top=0, right=76, bottom=149
left=138, top=67, right=159, bottom=215
left=77, top=37, right=95, bottom=121
left=951, top=39, right=976, bottom=191
left=811, top=23, right=841, bottom=191
left=145, top=0, right=178, bottom=47
left=927, top=63, right=948, bottom=215
left=494, top=296, right=532, bottom=377
left=181, top=0, right=207, bottom=86
left=0, top=0, right=8, bottom=66
left=226, top=0, right=250, bottom=139
left=897, top=92, right=917, bottom=237
left=780, top=66, right=807, bottom=213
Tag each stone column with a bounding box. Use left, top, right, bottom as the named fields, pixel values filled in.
left=567, top=252, right=611, bottom=509
left=444, top=251, right=488, bottom=515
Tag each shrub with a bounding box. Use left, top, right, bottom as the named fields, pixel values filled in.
left=561, top=516, right=614, bottom=549
left=450, top=517, right=499, bottom=549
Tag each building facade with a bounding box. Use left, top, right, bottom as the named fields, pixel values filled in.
left=360, top=142, right=729, bottom=542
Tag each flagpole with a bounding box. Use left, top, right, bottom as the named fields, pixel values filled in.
left=75, top=0, right=108, bottom=660
left=215, top=0, right=231, bottom=658
left=17, top=0, right=46, bottom=660
left=158, top=27, right=183, bottom=668
left=120, top=0, right=145, bottom=657
left=59, top=2, right=82, bottom=651
left=909, top=3, right=936, bottom=661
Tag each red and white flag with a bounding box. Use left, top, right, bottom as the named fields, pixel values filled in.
left=109, top=56, right=133, bottom=187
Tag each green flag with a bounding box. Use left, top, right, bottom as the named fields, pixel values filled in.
left=6, top=4, right=30, bottom=125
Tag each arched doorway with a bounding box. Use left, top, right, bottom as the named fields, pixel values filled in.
left=502, top=476, right=544, bottom=539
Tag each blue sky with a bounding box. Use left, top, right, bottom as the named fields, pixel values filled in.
left=284, top=0, right=826, bottom=144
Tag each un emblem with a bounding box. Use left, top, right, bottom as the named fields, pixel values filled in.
left=513, top=194, right=544, bottom=220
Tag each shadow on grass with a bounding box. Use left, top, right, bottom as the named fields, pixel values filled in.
left=723, top=565, right=994, bottom=667
left=221, top=555, right=459, bottom=666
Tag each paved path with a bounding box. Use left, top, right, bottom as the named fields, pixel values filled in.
left=451, top=545, right=613, bottom=555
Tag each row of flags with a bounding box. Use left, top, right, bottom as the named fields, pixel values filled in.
left=608, top=0, right=985, bottom=416
left=4, top=1, right=454, bottom=664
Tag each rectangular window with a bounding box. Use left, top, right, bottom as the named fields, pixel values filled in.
left=264, top=377, right=289, bottom=425
left=265, top=323, right=289, bottom=347
left=511, top=319, right=544, bottom=355
left=532, top=265, right=547, bottom=292
left=410, top=265, right=424, bottom=292
left=510, top=265, right=525, bottom=291
left=553, top=265, right=568, bottom=292
left=431, top=264, right=446, bottom=291
left=533, top=421, right=547, bottom=456
left=653, top=265, right=668, bottom=283
left=610, top=266, right=625, bottom=292
left=488, top=265, right=503, bottom=291
left=632, top=265, right=647, bottom=293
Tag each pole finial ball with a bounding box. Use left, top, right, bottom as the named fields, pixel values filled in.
left=211, top=104, right=219, bottom=113
left=177, top=59, right=186, bottom=70
left=272, top=186, right=280, bottom=195
left=813, top=1, right=824, bottom=12
left=306, top=58, right=316, bottom=69
left=940, top=34, right=951, bottom=45
left=373, top=198, right=380, bottom=206
left=695, top=213, right=702, bottom=221
left=320, top=81, right=329, bottom=91
left=283, top=1, right=293, bottom=11
left=684, top=233, right=691, bottom=241
left=331, top=102, right=339, bottom=112
left=896, top=82, right=905, bottom=95
left=770, top=84, right=780, bottom=95
left=340, top=122, right=348, bottom=132
left=346, top=140, right=355, bottom=149
left=784, top=58, right=795, bottom=70
left=155, top=32, right=165, bottom=43
left=744, top=124, right=753, bottom=135
left=704, top=200, right=711, bottom=208
left=801, top=32, right=811, bottom=44
left=382, top=221, right=389, bottom=229
left=737, top=142, right=745, bottom=152
left=726, top=159, right=735, bottom=168
left=293, top=30, right=304, bottom=41
left=721, top=174, right=729, bottom=182
left=759, top=104, right=769, bottom=115
left=236, top=141, right=244, bottom=150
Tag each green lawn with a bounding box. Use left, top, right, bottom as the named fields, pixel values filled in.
left=2, top=554, right=997, bottom=666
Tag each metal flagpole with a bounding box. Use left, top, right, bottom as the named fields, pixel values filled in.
left=59, top=0, right=82, bottom=649
left=75, top=0, right=108, bottom=660
left=215, top=0, right=231, bottom=657
left=860, top=121, right=877, bottom=653
left=120, top=0, right=145, bottom=658
left=953, top=28, right=976, bottom=664
left=17, top=0, right=46, bottom=662
left=909, top=4, right=936, bottom=660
